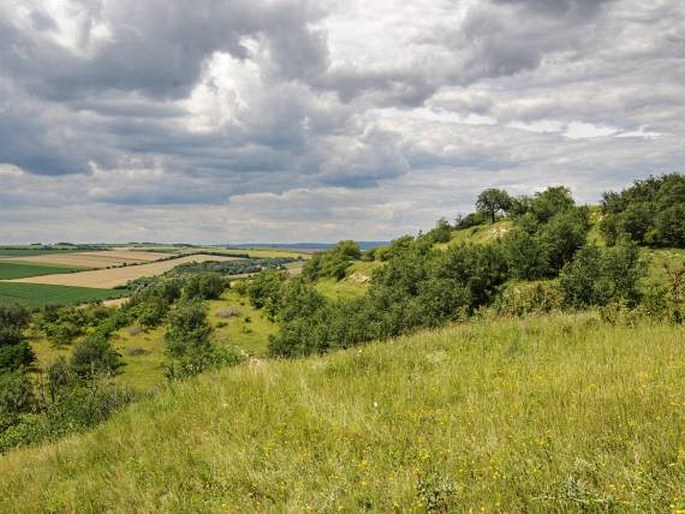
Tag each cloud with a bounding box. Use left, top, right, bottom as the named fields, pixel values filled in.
left=0, top=0, right=683, bottom=242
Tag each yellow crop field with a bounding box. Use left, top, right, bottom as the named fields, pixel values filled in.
left=0, top=250, right=173, bottom=269
left=7, top=254, right=241, bottom=289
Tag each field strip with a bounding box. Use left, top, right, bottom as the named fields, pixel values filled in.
left=4, top=254, right=242, bottom=289
left=0, top=250, right=173, bottom=268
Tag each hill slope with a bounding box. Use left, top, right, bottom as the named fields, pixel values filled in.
left=1, top=314, right=684, bottom=512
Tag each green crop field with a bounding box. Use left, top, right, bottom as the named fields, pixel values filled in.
left=1, top=313, right=683, bottom=512
left=0, top=248, right=84, bottom=257
left=0, top=282, right=125, bottom=308
left=0, top=262, right=89, bottom=279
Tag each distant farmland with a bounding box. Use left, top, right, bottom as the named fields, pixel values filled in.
left=7, top=254, right=243, bottom=289
left=0, top=250, right=173, bottom=269
left=0, top=282, right=126, bottom=308
left=0, top=262, right=89, bottom=279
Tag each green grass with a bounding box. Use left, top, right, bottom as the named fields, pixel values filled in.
left=642, top=247, right=685, bottom=288
left=210, top=291, right=278, bottom=356
left=0, top=282, right=125, bottom=308
left=0, top=248, right=84, bottom=257
left=2, top=313, right=684, bottom=512
left=28, top=291, right=277, bottom=394
left=0, top=262, right=89, bottom=279
left=315, top=277, right=368, bottom=301
left=447, top=219, right=514, bottom=247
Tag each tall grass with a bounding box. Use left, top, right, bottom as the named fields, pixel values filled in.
left=1, top=313, right=684, bottom=512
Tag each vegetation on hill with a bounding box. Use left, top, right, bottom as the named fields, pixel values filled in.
left=246, top=178, right=684, bottom=359
left=1, top=313, right=683, bottom=512
left=599, top=173, right=685, bottom=247
left=0, top=173, right=683, bottom=511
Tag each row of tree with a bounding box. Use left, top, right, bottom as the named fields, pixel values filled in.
left=468, top=173, right=684, bottom=248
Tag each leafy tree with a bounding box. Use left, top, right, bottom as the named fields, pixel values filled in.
left=507, top=195, right=533, bottom=217
left=184, top=272, right=227, bottom=300
left=599, top=173, right=685, bottom=247
left=538, top=207, right=590, bottom=273
left=529, top=186, right=575, bottom=223
left=503, top=229, right=550, bottom=280
left=165, top=301, right=213, bottom=359
left=654, top=204, right=685, bottom=247
left=424, top=218, right=452, bottom=243
left=277, top=277, right=326, bottom=323
left=70, top=337, right=124, bottom=381
left=0, top=305, right=34, bottom=373
left=476, top=188, right=512, bottom=223
left=0, top=371, right=34, bottom=421
left=247, top=270, right=286, bottom=318
left=303, top=240, right=362, bottom=281
left=455, top=211, right=488, bottom=229
left=559, top=242, right=644, bottom=307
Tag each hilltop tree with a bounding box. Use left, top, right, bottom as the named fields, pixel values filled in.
left=476, top=188, right=512, bottom=223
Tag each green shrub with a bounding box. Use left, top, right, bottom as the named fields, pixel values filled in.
left=559, top=242, right=644, bottom=308
left=70, top=337, right=125, bottom=381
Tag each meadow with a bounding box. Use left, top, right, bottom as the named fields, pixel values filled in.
left=28, top=290, right=276, bottom=392
left=0, top=282, right=126, bottom=308
left=0, top=262, right=89, bottom=279
left=1, top=313, right=683, bottom=512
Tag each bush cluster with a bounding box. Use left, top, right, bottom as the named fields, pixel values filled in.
left=600, top=173, right=685, bottom=247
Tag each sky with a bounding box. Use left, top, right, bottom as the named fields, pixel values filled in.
left=0, top=0, right=683, bottom=244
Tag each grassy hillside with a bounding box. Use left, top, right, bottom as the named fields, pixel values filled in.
left=28, top=290, right=277, bottom=392
left=2, top=313, right=683, bottom=512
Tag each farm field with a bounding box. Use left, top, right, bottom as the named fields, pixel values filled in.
left=202, top=247, right=310, bottom=260
left=2, top=313, right=684, bottom=512
left=0, top=250, right=173, bottom=269
left=0, top=248, right=86, bottom=257
left=0, top=282, right=126, bottom=308
left=7, top=254, right=243, bottom=289
left=0, top=262, right=89, bottom=279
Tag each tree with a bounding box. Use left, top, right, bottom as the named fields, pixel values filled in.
left=184, top=272, right=227, bottom=300
left=0, top=305, right=34, bottom=373
left=164, top=300, right=213, bottom=359
left=70, top=337, right=124, bottom=381
left=476, top=188, right=512, bottom=224
left=529, top=186, right=575, bottom=223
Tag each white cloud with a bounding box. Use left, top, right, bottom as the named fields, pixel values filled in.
left=0, top=0, right=683, bottom=243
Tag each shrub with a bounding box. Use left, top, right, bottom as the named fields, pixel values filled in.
left=559, top=242, right=644, bottom=308
left=0, top=371, right=34, bottom=420
left=247, top=269, right=286, bottom=317
left=165, top=300, right=213, bottom=359
left=184, top=272, right=227, bottom=300
left=70, top=337, right=125, bottom=381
